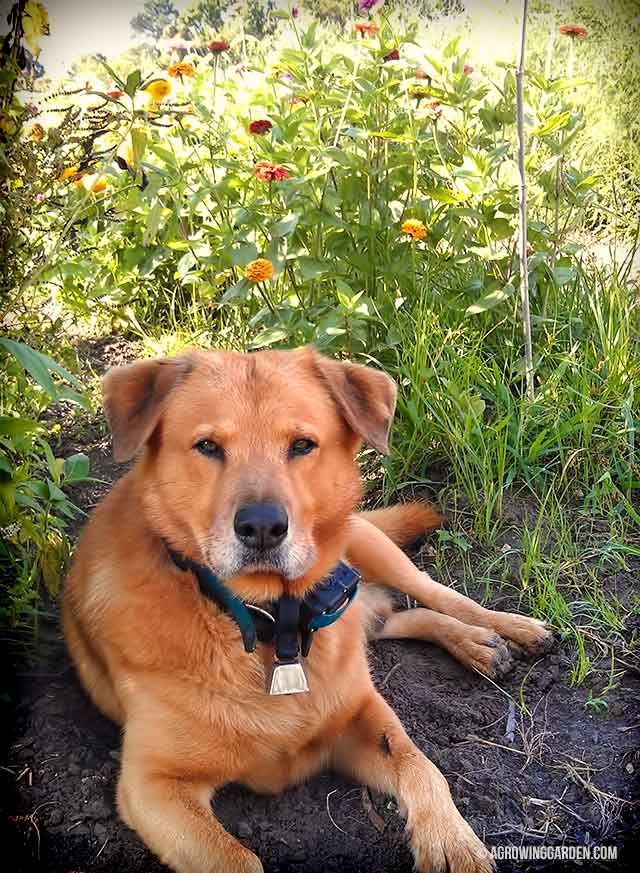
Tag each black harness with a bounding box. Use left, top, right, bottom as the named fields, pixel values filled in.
left=167, top=548, right=360, bottom=668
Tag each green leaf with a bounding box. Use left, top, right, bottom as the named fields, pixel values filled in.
left=271, top=213, right=299, bottom=238
left=0, top=416, right=39, bottom=437
left=0, top=339, right=84, bottom=398
left=249, top=327, right=288, bottom=348
left=63, top=453, right=90, bottom=484
left=487, top=217, right=514, bottom=240
left=465, top=283, right=515, bottom=316
left=298, top=258, right=330, bottom=280
left=125, top=69, right=143, bottom=97
left=531, top=111, right=571, bottom=138
left=219, top=279, right=252, bottom=304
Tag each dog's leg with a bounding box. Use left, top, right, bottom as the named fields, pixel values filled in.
left=348, top=515, right=552, bottom=654
left=376, top=608, right=514, bottom=679
left=117, top=731, right=262, bottom=873
left=331, top=691, right=494, bottom=873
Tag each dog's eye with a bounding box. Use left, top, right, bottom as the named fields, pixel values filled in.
left=194, top=439, right=224, bottom=460
left=289, top=438, right=317, bottom=458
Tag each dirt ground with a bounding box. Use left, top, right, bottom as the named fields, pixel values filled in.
left=2, top=337, right=639, bottom=872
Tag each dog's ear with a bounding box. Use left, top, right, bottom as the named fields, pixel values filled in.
left=312, top=351, right=397, bottom=454
left=103, top=356, right=194, bottom=462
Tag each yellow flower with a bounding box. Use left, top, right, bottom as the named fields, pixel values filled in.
left=30, top=123, right=46, bottom=141
left=0, top=112, right=17, bottom=135
left=401, top=219, right=427, bottom=241
left=117, top=140, right=135, bottom=166
left=168, top=62, right=194, bottom=78
left=59, top=165, right=80, bottom=182
left=74, top=173, right=109, bottom=193
left=244, top=258, right=274, bottom=282
left=145, top=79, right=171, bottom=102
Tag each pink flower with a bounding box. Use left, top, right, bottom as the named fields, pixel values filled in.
left=255, top=161, right=290, bottom=182
left=383, top=49, right=400, bottom=62
left=463, top=64, right=474, bottom=74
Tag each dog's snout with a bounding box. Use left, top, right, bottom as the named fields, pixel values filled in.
left=234, top=503, right=289, bottom=550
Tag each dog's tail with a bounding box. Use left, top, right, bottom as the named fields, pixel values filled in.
left=358, top=502, right=442, bottom=547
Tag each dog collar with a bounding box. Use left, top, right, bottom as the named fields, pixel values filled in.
left=167, top=547, right=359, bottom=694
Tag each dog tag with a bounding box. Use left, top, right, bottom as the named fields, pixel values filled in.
left=268, top=659, right=309, bottom=695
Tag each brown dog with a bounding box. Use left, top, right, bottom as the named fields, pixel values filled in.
left=63, top=346, right=551, bottom=873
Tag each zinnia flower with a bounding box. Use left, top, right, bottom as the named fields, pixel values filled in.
left=408, top=84, right=431, bottom=100
left=248, top=119, right=272, bottom=135
left=209, top=39, right=230, bottom=53
left=74, top=173, right=109, bottom=193
left=59, top=165, right=80, bottom=182
left=255, top=161, right=289, bottom=182
left=244, top=258, right=274, bottom=282
left=292, top=6, right=299, bottom=17
left=107, top=88, right=124, bottom=98
left=426, top=100, right=442, bottom=120
left=383, top=49, right=400, bottom=62
left=30, top=123, right=46, bottom=141
left=168, top=62, right=194, bottom=78
left=463, top=64, right=474, bottom=74
left=559, top=24, right=588, bottom=38
left=355, top=22, right=380, bottom=37
left=359, top=0, right=381, bottom=9
left=145, top=79, right=171, bottom=102
left=415, top=68, right=429, bottom=80
left=401, top=219, right=427, bottom=241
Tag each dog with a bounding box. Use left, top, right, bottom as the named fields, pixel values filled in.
left=63, top=346, right=552, bottom=873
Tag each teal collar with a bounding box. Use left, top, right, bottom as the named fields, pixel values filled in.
left=167, top=548, right=359, bottom=663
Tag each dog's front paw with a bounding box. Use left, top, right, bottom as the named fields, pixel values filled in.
left=492, top=612, right=554, bottom=656
left=409, top=810, right=494, bottom=873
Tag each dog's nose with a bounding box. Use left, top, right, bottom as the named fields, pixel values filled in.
left=234, top=503, right=289, bottom=550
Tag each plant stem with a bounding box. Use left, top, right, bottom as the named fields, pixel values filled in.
left=516, top=0, right=535, bottom=402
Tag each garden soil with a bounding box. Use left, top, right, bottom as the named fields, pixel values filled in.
left=2, top=338, right=638, bottom=873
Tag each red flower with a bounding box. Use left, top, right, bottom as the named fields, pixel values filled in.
left=463, top=64, right=474, bottom=74
left=426, top=100, right=442, bottom=120
left=383, top=49, right=400, bottom=62
left=209, top=39, right=230, bottom=53
left=255, top=161, right=289, bottom=182
left=248, top=119, right=272, bottom=135
left=107, top=88, right=124, bottom=98
left=559, top=24, right=588, bottom=38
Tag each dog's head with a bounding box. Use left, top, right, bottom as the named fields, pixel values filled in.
left=103, top=347, right=396, bottom=600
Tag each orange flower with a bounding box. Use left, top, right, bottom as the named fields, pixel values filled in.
left=401, top=219, right=427, bottom=241
left=107, top=88, right=124, bottom=98
left=59, top=165, right=80, bottom=182
left=415, top=68, right=430, bottom=80
left=30, top=123, right=46, bottom=141
left=168, top=62, right=195, bottom=78
left=559, top=24, right=588, bottom=38
left=244, top=258, right=274, bottom=282
left=355, top=22, right=380, bottom=37
left=255, top=161, right=289, bottom=182
left=145, top=79, right=172, bottom=102
left=74, top=173, right=109, bottom=193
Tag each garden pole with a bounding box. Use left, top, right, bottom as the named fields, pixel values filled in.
left=516, top=0, right=535, bottom=402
